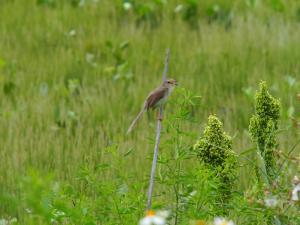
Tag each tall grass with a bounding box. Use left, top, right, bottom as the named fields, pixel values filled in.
left=0, top=0, right=300, bottom=223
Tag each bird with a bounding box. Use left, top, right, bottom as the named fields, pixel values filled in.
left=127, top=78, right=177, bottom=134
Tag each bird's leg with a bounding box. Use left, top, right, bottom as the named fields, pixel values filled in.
left=156, top=109, right=163, bottom=121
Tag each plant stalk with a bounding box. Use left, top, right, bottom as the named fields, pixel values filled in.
left=146, top=48, right=170, bottom=210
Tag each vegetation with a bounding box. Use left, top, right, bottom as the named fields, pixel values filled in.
left=249, top=81, right=280, bottom=180
left=0, top=0, right=300, bottom=224
left=194, top=115, right=237, bottom=204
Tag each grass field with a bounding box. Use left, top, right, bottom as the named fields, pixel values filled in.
left=0, top=0, right=300, bottom=224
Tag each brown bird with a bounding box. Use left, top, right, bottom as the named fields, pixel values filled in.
left=127, top=78, right=177, bottom=134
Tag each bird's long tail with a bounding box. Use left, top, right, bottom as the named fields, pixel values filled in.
left=127, top=108, right=145, bottom=134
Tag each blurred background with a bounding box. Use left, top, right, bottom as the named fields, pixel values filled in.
left=0, top=0, right=300, bottom=223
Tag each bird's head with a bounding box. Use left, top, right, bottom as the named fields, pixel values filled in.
left=163, top=78, right=178, bottom=89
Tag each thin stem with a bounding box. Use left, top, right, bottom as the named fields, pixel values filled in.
left=256, top=143, right=270, bottom=186
left=146, top=112, right=162, bottom=210
left=146, top=48, right=170, bottom=210
left=173, top=184, right=179, bottom=225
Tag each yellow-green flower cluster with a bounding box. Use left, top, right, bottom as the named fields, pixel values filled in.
left=249, top=81, right=280, bottom=178
left=194, top=115, right=237, bottom=197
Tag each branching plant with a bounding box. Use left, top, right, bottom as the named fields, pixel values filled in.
left=193, top=115, right=237, bottom=206
left=249, top=81, right=280, bottom=181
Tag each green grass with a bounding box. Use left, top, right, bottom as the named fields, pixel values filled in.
left=0, top=0, right=300, bottom=224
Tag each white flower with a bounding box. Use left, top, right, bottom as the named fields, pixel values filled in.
left=214, top=217, right=235, bottom=225
left=85, top=53, right=97, bottom=67
left=174, top=4, right=183, bottom=13
left=139, top=216, right=165, bottom=225
left=264, top=196, right=278, bottom=208
left=156, top=210, right=170, bottom=218
left=25, top=208, right=32, bottom=214
left=0, top=219, right=8, bottom=225
left=139, top=210, right=169, bottom=225
left=123, top=2, right=132, bottom=11
left=0, top=218, right=17, bottom=225
left=291, top=183, right=300, bottom=201
left=85, top=53, right=94, bottom=63
left=292, top=175, right=300, bottom=185
left=79, top=0, right=85, bottom=7
left=68, top=29, right=76, bottom=37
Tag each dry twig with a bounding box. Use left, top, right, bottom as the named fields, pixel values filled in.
left=146, top=48, right=170, bottom=210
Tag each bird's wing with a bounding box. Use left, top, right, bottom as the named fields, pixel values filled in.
left=144, top=86, right=167, bottom=110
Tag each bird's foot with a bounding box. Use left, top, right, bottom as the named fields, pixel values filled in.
left=157, top=115, right=163, bottom=121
